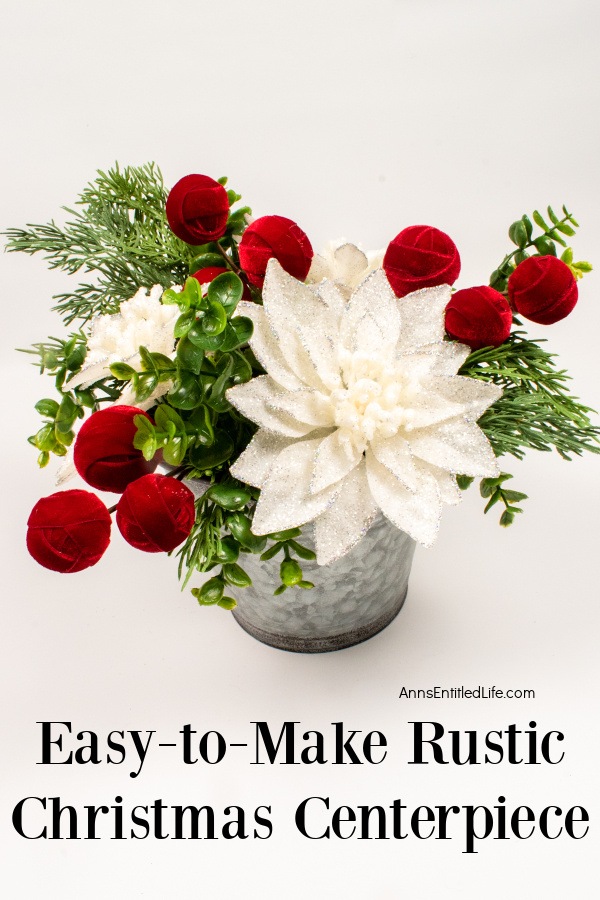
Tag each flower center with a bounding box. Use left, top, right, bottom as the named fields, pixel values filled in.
left=331, top=350, right=419, bottom=450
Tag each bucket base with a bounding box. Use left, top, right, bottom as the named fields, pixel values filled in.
left=232, top=585, right=408, bottom=653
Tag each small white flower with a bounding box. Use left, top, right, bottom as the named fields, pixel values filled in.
left=227, top=260, right=501, bottom=565
left=306, top=240, right=384, bottom=298
left=67, top=285, right=179, bottom=390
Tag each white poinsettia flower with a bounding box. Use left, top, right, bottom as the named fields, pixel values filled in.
left=306, top=240, right=384, bottom=298
left=227, top=259, right=502, bottom=565
left=66, top=285, right=179, bottom=390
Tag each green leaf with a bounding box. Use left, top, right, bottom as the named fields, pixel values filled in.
left=134, top=371, right=159, bottom=403
left=280, top=559, right=303, bottom=587
left=561, top=247, right=574, bottom=265
left=217, top=596, right=237, bottom=611
left=35, top=423, right=57, bottom=451
left=268, top=528, right=302, bottom=541
left=456, top=475, right=474, bottom=491
left=534, top=237, right=557, bottom=256
left=227, top=512, right=267, bottom=553
left=189, top=252, right=225, bottom=272
left=192, top=576, right=224, bottom=606
left=483, top=492, right=501, bottom=514
left=207, top=272, right=244, bottom=315
left=479, top=478, right=497, bottom=498
left=176, top=335, right=204, bottom=375
left=187, top=319, right=227, bottom=351
left=54, top=426, right=74, bottom=447
left=501, top=489, right=529, bottom=503
left=35, top=398, right=59, bottom=418
left=154, top=404, right=185, bottom=432
left=55, top=393, right=78, bottom=434
left=508, top=220, right=528, bottom=248
left=162, top=288, right=184, bottom=306
left=574, top=260, right=593, bottom=272
left=189, top=429, right=235, bottom=470
left=547, top=206, right=559, bottom=225
left=110, top=362, right=136, bottom=380
left=162, top=433, right=188, bottom=466
left=532, top=210, right=549, bottom=231
left=168, top=371, right=203, bottom=409
left=202, top=300, right=228, bottom=336
left=555, top=222, right=576, bottom=237
left=298, top=581, right=314, bottom=590
left=138, top=345, right=158, bottom=373
left=287, top=540, right=316, bottom=560
left=499, top=510, right=515, bottom=527
left=205, top=483, right=253, bottom=511
left=37, top=451, right=50, bottom=468
left=274, top=584, right=287, bottom=596
left=215, top=537, right=240, bottom=563
left=222, top=563, right=252, bottom=588
left=174, top=310, right=196, bottom=338
left=260, top=542, right=284, bottom=561
left=521, top=215, right=533, bottom=241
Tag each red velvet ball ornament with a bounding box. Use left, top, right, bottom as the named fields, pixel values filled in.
left=383, top=225, right=461, bottom=298
left=238, top=215, right=313, bottom=288
left=116, top=474, right=196, bottom=553
left=507, top=255, right=578, bottom=325
left=445, top=286, right=513, bottom=350
left=166, top=174, right=229, bottom=245
left=74, top=406, right=158, bottom=494
left=27, top=489, right=111, bottom=573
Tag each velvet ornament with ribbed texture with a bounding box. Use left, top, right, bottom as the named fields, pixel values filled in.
left=166, top=174, right=229, bottom=245
left=445, top=285, right=512, bottom=349
left=116, top=474, right=196, bottom=553
left=508, top=255, right=578, bottom=325
left=74, top=406, right=157, bottom=494
left=27, top=489, right=111, bottom=573
left=383, top=225, right=461, bottom=298
left=239, top=215, right=313, bottom=288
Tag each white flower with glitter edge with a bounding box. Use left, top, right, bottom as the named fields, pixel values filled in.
left=306, top=240, right=384, bottom=298
left=66, top=285, right=179, bottom=390
left=227, top=260, right=502, bottom=565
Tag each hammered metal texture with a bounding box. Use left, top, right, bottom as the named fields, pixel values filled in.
left=232, top=516, right=416, bottom=652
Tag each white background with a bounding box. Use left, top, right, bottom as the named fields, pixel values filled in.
left=1, top=1, right=599, bottom=896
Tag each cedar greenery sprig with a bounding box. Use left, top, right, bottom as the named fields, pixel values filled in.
left=4, top=163, right=190, bottom=324
left=461, top=332, right=600, bottom=461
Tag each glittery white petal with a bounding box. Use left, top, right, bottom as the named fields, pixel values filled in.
left=311, top=429, right=362, bottom=494
left=366, top=453, right=441, bottom=547
left=236, top=302, right=303, bottom=391
left=312, top=279, right=346, bottom=320
left=262, top=260, right=339, bottom=391
left=408, top=419, right=499, bottom=476
left=227, top=376, right=323, bottom=438
left=314, top=460, right=378, bottom=565
left=397, top=341, right=471, bottom=379
left=420, top=375, right=502, bottom=423
left=266, top=386, right=335, bottom=428
left=396, top=284, right=452, bottom=352
left=333, top=243, right=369, bottom=283
left=229, top=430, right=294, bottom=488
left=415, top=461, right=462, bottom=505
left=341, top=269, right=400, bottom=356
left=251, top=437, right=340, bottom=535
left=368, top=433, right=418, bottom=491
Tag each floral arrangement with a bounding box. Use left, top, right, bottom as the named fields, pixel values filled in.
left=8, top=164, right=598, bottom=610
